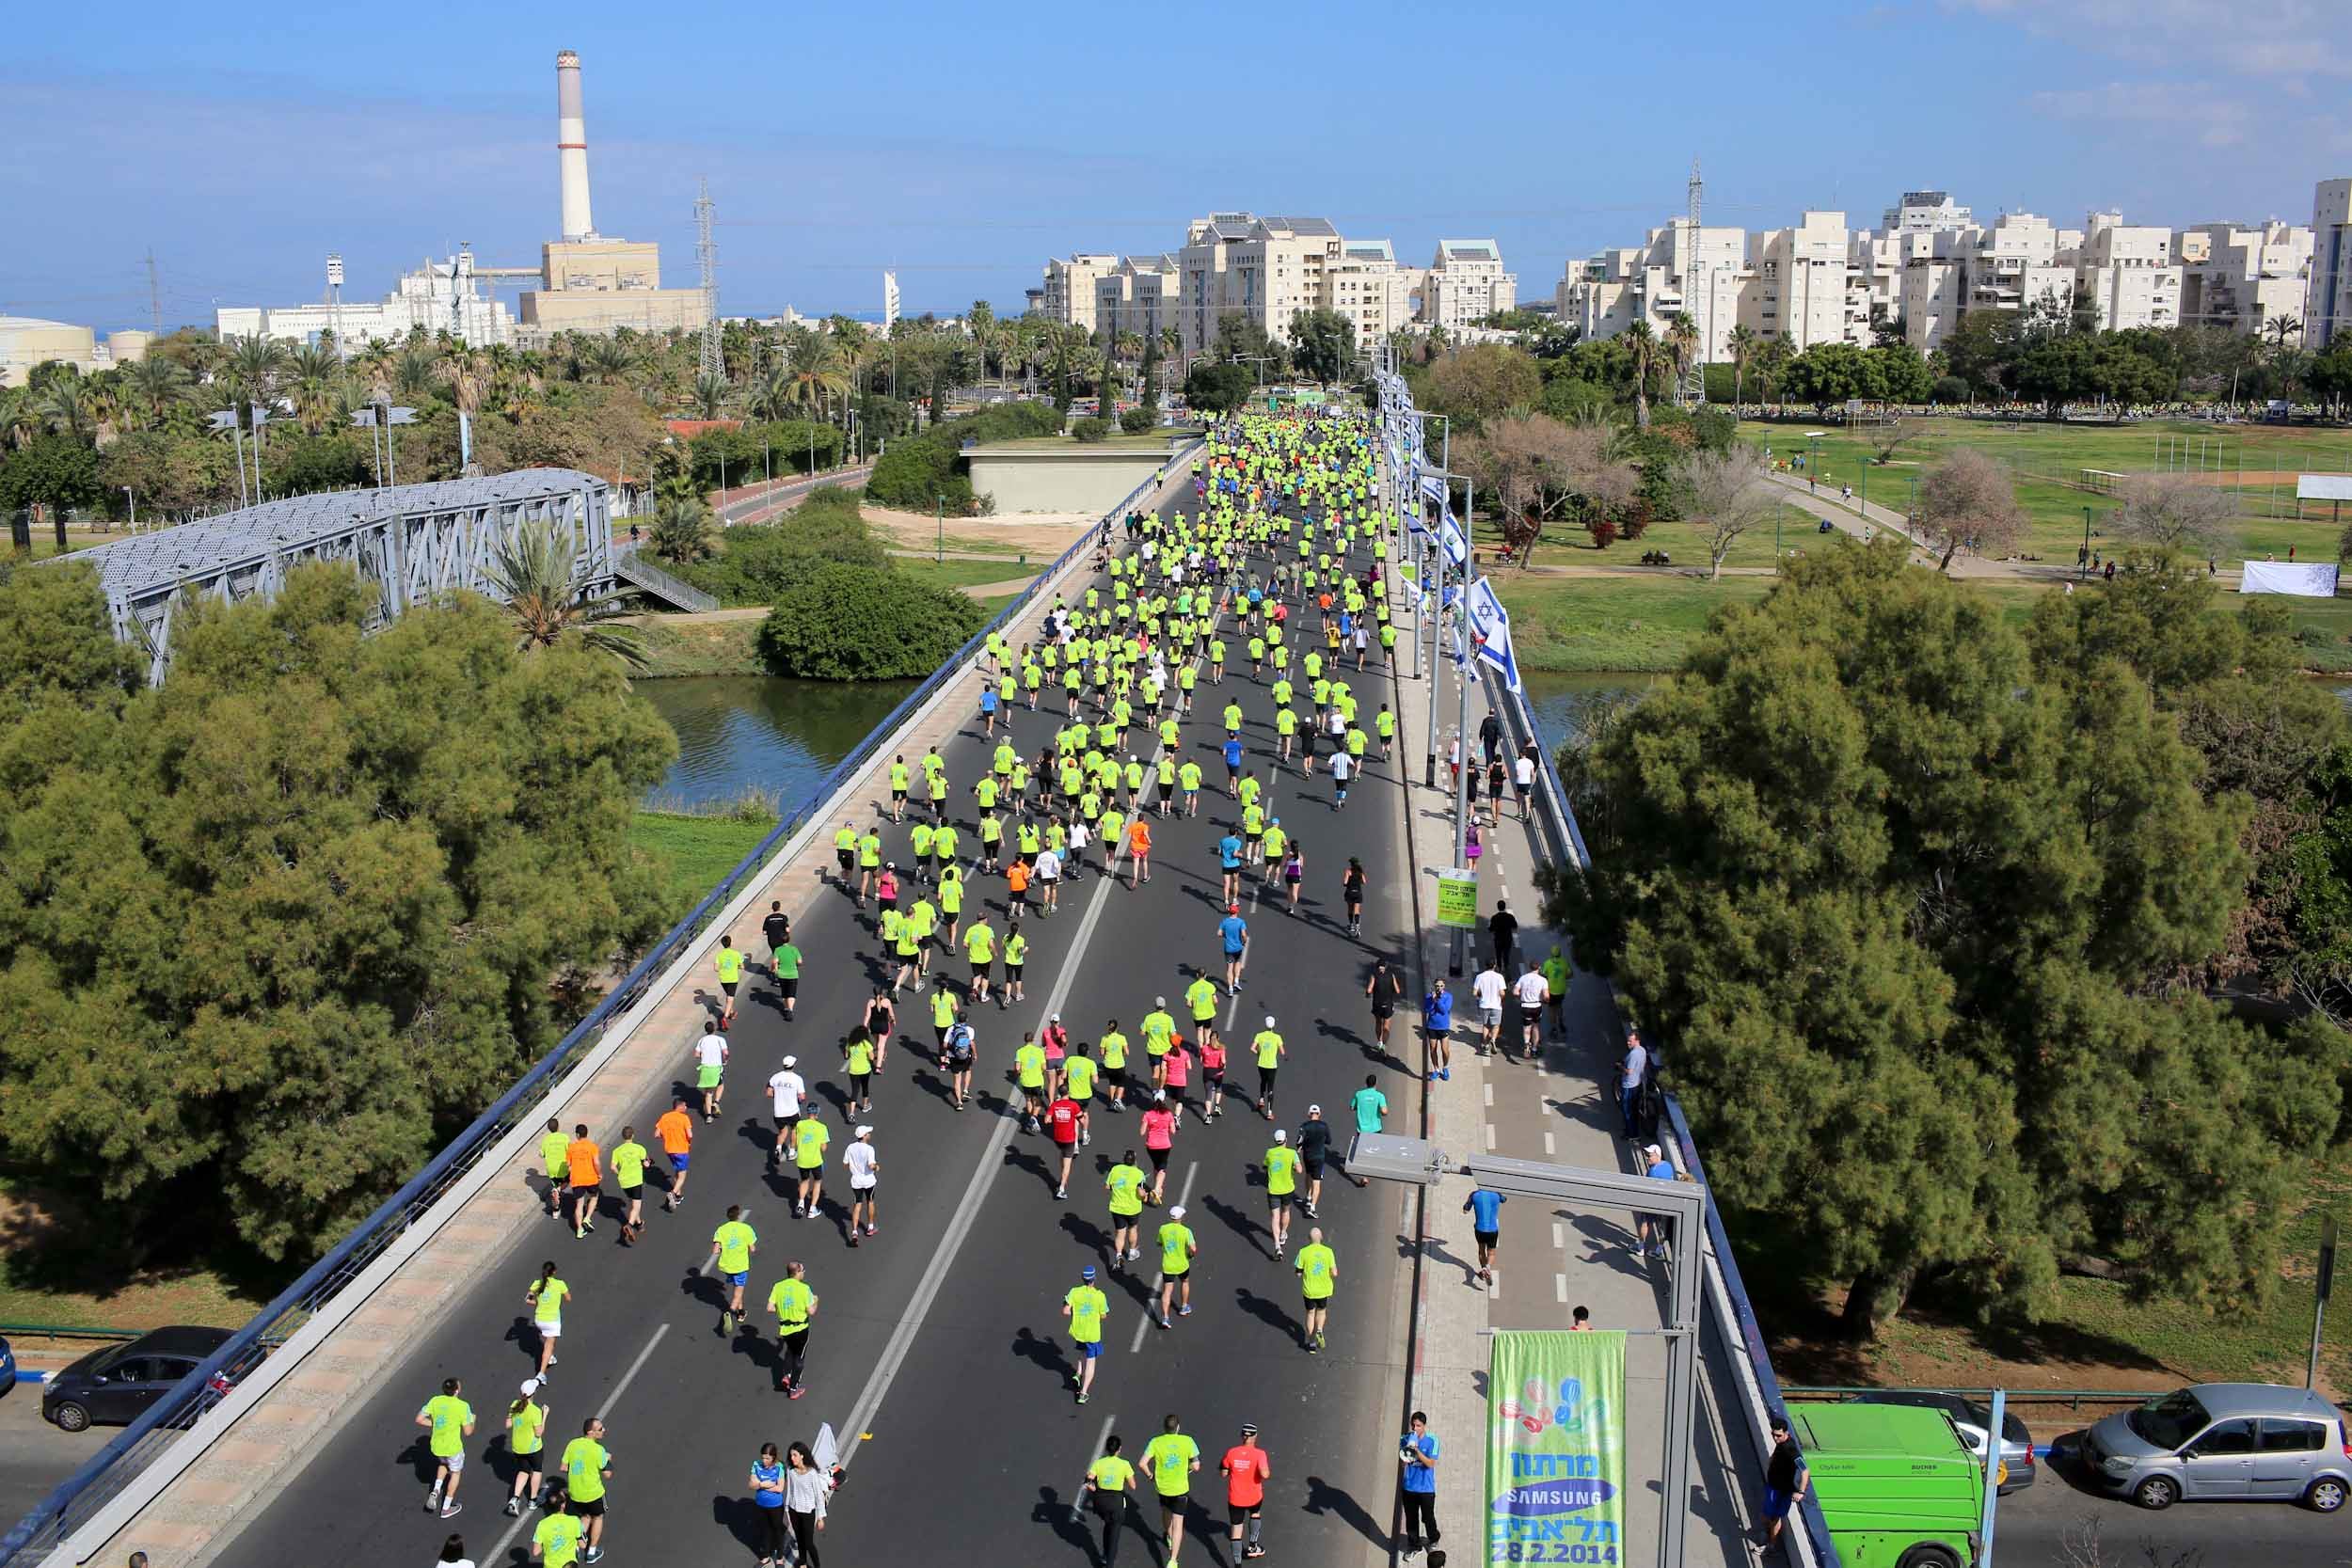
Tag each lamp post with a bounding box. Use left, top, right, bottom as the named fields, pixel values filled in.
left=2082, top=505, right=2093, bottom=578
left=936, top=494, right=945, bottom=565
left=206, top=411, right=249, bottom=509
left=122, top=486, right=135, bottom=533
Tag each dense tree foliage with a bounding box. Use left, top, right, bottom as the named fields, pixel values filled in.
left=865, top=400, right=1062, bottom=514
left=756, top=562, right=984, bottom=680
left=1545, top=543, right=2347, bottom=1334
left=1184, top=362, right=1253, bottom=416
left=0, top=563, right=675, bottom=1260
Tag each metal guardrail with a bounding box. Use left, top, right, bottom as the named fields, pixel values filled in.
left=1787, top=1386, right=2166, bottom=1415
left=611, top=544, right=721, bottom=612
left=0, top=447, right=1200, bottom=1567
left=0, top=1326, right=138, bottom=1346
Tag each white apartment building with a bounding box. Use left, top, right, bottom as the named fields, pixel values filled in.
left=1896, top=212, right=2079, bottom=351
left=1093, top=254, right=1182, bottom=348
left=1556, top=221, right=1747, bottom=358
left=1745, top=211, right=1867, bottom=350
left=217, top=252, right=514, bottom=348
left=1041, top=253, right=1120, bottom=335
left=1324, top=239, right=1419, bottom=356
left=2312, top=178, right=2352, bottom=351
left=2074, top=213, right=2181, bottom=333
left=1883, top=190, right=1974, bottom=233
left=1174, top=214, right=1344, bottom=357
left=1421, top=239, right=1518, bottom=329
left=2178, top=221, right=2313, bottom=338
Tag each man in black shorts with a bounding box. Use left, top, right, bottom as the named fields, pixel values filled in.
left=1295, top=1104, right=1333, bottom=1220
left=1365, top=958, right=1402, bottom=1051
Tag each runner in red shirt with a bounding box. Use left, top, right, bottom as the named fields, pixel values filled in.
left=1221, top=1422, right=1271, bottom=1560
left=1048, top=1093, right=1083, bottom=1200
left=1140, top=1091, right=1179, bottom=1204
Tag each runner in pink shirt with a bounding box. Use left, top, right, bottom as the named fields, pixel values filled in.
left=1198, top=1035, right=1227, bottom=1121
left=1162, top=1036, right=1193, bottom=1121
left=1140, top=1091, right=1180, bottom=1204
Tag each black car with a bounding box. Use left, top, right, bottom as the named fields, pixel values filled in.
left=41, top=1327, right=232, bottom=1433
left=1845, top=1389, right=2037, bottom=1492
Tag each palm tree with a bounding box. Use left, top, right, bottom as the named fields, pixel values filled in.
left=392, top=344, right=439, bottom=404
left=647, top=495, right=714, bottom=565
left=353, top=341, right=396, bottom=403
left=118, top=355, right=192, bottom=433
left=747, top=364, right=795, bottom=423
left=220, top=334, right=288, bottom=427
left=289, top=373, right=342, bottom=435
left=437, top=344, right=491, bottom=415
left=481, top=521, right=646, bottom=669
left=2266, top=316, right=2304, bottom=353
left=0, top=387, right=33, bottom=452
left=286, top=341, right=341, bottom=387
left=1623, top=321, right=1661, bottom=429
left=785, top=338, right=849, bottom=421
left=691, top=372, right=729, bottom=420
left=39, top=377, right=95, bottom=441
left=1726, top=324, right=1758, bottom=412
left=581, top=337, right=636, bottom=388
left=1661, top=312, right=1698, bottom=403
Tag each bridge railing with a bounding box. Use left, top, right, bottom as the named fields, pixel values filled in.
left=0, top=447, right=1200, bottom=1568
left=1478, top=661, right=1840, bottom=1568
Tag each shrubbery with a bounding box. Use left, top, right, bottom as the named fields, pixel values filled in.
left=1071, top=418, right=1111, bottom=443
left=673, top=488, right=891, bottom=607
left=1118, top=408, right=1154, bottom=435
left=756, top=562, right=985, bottom=680
left=865, top=400, right=1062, bottom=513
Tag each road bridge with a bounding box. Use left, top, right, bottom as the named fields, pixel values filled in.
left=12, top=427, right=1794, bottom=1568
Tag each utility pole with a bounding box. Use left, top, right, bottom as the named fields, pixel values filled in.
left=695, top=176, right=723, bottom=383
left=145, top=249, right=163, bottom=337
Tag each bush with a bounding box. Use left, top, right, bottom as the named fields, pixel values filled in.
left=756, top=562, right=985, bottom=680
left=674, top=505, right=891, bottom=607
left=1119, top=408, right=1154, bottom=435
left=1691, top=405, right=1736, bottom=453
left=1071, top=418, right=1111, bottom=444
left=1588, top=517, right=1620, bottom=549
left=1931, top=375, right=1970, bottom=406
left=864, top=401, right=1059, bottom=510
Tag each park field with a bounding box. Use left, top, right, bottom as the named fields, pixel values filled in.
left=1739, top=415, right=2352, bottom=564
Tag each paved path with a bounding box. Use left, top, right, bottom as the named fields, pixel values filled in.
left=193, top=472, right=1422, bottom=1568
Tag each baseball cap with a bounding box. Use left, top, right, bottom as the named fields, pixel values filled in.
left=856, top=1125, right=873, bottom=1137
left=1645, top=1144, right=1663, bottom=1162
left=1274, top=1129, right=1288, bottom=1144
left=1264, top=1015, right=1276, bottom=1027
left=1228, top=902, right=1241, bottom=914
left=1155, top=996, right=1167, bottom=1007
left=1168, top=1204, right=1186, bottom=1219
left=1240, top=1421, right=1259, bottom=1436
left=1081, top=1264, right=1096, bottom=1280
left=1153, top=1088, right=1167, bottom=1101
left=1307, top=1103, right=1322, bottom=1116
left=521, top=1377, right=542, bottom=1397
left=781, top=1055, right=797, bottom=1068
left=1052, top=1011, right=1062, bottom=1022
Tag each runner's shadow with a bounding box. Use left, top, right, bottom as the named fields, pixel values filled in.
left=813, top=1080, right=853, bottom=1117
left=710, top=1494, right=771, bottom=1557
left=681, top=1269, right=726, bottom=1311
left=1200, top=1193, right=1271, bottom=1259
left=1233, top=1286, right=1303, bottom=1343
left=908, top=1067, right=960, bottom=1110
left=1302, top=1473, right=1387, bottom=1550
left=1002, top=1142, right=1058, bottom=1197
left=1059, top=1212, right=1115, bottom=1258
left=735, top=1117, right=773, bottom=1157
left=1032, top=1486, right=1101, bottom=1560
left=396, top=1433, right=438, bottom=1485
left=1318, top=1019, right=1406, bottom=1073
left=1011, top=1324, right=1073, bottom=1383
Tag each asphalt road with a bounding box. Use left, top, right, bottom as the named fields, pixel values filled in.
left=0, top=1384, right=108, bottom=1540
left=214, top=469, right=1426, bottom=1567
left=1987, top=1433, right=2352, bottom=1566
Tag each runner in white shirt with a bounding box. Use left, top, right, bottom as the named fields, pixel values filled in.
left=844, top=1126, right=881, bottom=1243
left=767, top=1056, right=807, bottom=1171
left=1513, top=752, right=1537, bottom=820
left=1471, top=964, right=1508, bottom=1055
left=695, top=1026, right=730, bottom=1121
left=1035, top=846, right=1062, bottom=916
left=1511, top=968, right=1549, bottom=1059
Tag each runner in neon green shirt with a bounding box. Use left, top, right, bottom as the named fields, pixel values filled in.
left=610, top=1128, right=650, bottom=1239
left=504, top=1384, right=548, bottom=1513
left=793, top=1116, right=830, bottom=1218
left=1295, top=1229, right=1338, bottom=1353
left=1141, top=1417, right=1203, bottom=1560
left=559, top=1418, right=612, bottom=1559
left=1062, top=1264, right=1110, bottom=1404
left=531, top=1499, right=584, bottom=1566
left=416, top=1377, right=475, bottom=1517
left=706, top=1205, right=757, bottom=1332
left=1156, top=1205, right=1198, bottom=1327
left=1264, top=1132, right=1302, bottom=1255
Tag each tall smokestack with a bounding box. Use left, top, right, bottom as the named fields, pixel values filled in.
left=556, top=49, right=595, bottom=241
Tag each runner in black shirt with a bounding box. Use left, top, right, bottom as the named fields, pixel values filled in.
left=1295, top=1107, right=1334, bottom=1220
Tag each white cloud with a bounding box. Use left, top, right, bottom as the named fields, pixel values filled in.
left=1947, top=0, right=2352, bottom=78
left=2027, top=81, right=2256, bottom=149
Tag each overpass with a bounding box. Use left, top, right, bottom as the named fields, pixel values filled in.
left=5, top=420, right=1818, bottom=1568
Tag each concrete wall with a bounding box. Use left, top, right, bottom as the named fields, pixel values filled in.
left=967, top=447, right=1172, bottom=515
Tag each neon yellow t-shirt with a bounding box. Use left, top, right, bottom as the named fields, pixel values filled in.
left=1265, top=1146, right=1300, bottom=1196
left=1159, top=1221, right=1195, bottom=1275
left=715, top=948, right=744, bottom=984
left=712, top=1220, right=756, bottom=1274
left=610, top=1140, right=648, bottom=1189
left=1066, top=1284, right=1108, bottom=1342
left=510, top=1398, right=547, bottom=1455
left=420, top=1394, right=471, bottom=1458
left=562, top=1436, right=610, bottom=1503
left=1296, top=1242, right=1337, bottom=1300
left=794, top=1119, right=831, bottom=1170
left=1145, top=1432, right=1200, bottom=1497
left=533, top=1513, right=584, bottom=1568
left=1105, top=1164, right=1145, bottom=1216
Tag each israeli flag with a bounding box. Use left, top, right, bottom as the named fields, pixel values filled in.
left=1439, top=513, right=1469, bottom=569
left=1465, top=576, right=1523, bottom=693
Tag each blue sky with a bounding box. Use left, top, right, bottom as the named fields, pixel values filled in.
left=3, top=0, right=2345, bottom=335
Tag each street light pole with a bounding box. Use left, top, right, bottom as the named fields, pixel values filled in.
left=936, top=494, right=945, bottom=565
left=1449, top=476, right=1475, bottom=979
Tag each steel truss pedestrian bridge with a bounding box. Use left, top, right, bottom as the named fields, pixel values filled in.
left=50, top=469, right=656, bottom=686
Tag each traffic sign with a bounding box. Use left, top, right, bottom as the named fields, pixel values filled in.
left=1436, top=868, right=1478, bottom=928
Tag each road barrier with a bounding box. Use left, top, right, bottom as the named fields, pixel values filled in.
left=0, top=449, right=1200, bottom=1567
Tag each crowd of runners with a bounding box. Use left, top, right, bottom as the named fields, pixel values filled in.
left=406, top=408, right=1473, bottom=1568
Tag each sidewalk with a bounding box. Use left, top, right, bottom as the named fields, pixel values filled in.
left=1386, top=554, right=1758, bottom=1567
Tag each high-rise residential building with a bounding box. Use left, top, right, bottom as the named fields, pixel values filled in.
left=1422, top=240, right=1518, bottom=329
left=2074, top=212, right=2181, bottom=332
left=2312, top=178, right=2352, bottom=350
left=1897, top=211, right=2079, bottom=350
left=1745, top=212, right=1867, bottom=350
left=2177, top=221, right=2314, bottom=338
left=1042, top=254, right=1120, bottom=335
left=1174, top=214, right=1343, bottom=357
left=1882, top=190, right=1974, bottom=233
left=1093, top=254, right=1182, bottom=348
left=1555, top=220, right=1746, bottom=359
left=1325, top=239, right=1418, bottom=356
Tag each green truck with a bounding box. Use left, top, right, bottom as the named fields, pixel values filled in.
left=1791, top=1403, right=1986, bottom=1568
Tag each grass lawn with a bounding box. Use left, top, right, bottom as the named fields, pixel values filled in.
left=633, top=618, right=766, bottom=678
left=893, top=557, right=1041, bottom=595
left=1740, top=415, right=2352, bottom=566
left=1751, top=1154, right=2352, bottom=1401
left=1492, top=573, right=1777, bottom=673
left=0, top=1181, right=277, bottom=1334
left=627, top=810, right=778, bottom=912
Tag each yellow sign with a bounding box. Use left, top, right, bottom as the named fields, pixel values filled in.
left=1436, top=869, right=1479, bottom=929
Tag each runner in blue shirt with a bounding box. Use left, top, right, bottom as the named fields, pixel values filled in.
left=1465, top=1187, right=1507, bottom=1283
left=1219, top=906, right=1250, bottom=993
left=1218, top=832, right=1246, bottom=901
left=1222, top=736, right=1246, bottom=788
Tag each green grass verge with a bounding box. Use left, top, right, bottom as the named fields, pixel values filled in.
left=627, top=810, right=779, bottom=911
left=1490, top=574, right=1778, bottom=673
left=633, top=619, right=766, bottom=678
left=893, top=557, right=1041, bottom=594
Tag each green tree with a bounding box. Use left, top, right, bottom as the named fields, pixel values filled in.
left=1545, top=544, right=2340, bottom=1335
left=1422, top=344, right=1542, bottom=432
left=647, top=495, right=715, bottom=566
left=1183, top=361, right=1253, bottom=417
left=1288, top=309, right=1358, bottom=385
left=483, top=521, right=648, bottom=669
left=756, top=562, right=983, bottom=679
left=0, top=432, right=103, bottom=534
left=0, top=564, right=675, bottom=1259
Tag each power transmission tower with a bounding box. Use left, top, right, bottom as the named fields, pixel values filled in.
left=1678, top=157, right=1707, bottom=406
left=145, top=249, right=162, bottom=336
left=695, top=177, right=723, bottom=382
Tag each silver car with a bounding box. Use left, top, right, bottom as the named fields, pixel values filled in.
left=2077, top=1383, right=2352, bottom=1511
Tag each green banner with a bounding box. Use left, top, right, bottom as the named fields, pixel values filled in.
left=1487, top=1329, right=1627, bottom=1564
left=1436, top=869, right=1479, bottom=929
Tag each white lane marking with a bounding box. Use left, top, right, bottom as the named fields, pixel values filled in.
left=1544, top=1131, right=1555, bottom=1157
left=478, top=1321, right=672, bottom=1563
left=1482, top=1083, right=1493, bottom=1108
left=829, top=805, right=1129, bottom=1469
left=1551, top=1223, right=1565, bottom=1251
left=1129, top=1160, right=1201, bottom=1352
left=1483, top=1124, right=1497, bottom=1151
left=1554, top=1273, right=1568, bottom=1305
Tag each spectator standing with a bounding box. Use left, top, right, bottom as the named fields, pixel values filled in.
left=1617, top=1032, right=1648, bottom=1140
left=1398, top=1411, right=1440, bottom=1560
left=1762, top=1414, right=1808, bottom=1558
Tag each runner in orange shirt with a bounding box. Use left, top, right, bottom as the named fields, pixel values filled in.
left=653, top=1096, right=694, bottom=1212
left=1007, top=856, right=1032, bottom=922
left=1126, top=817, right=1152, bottom=889
left=1221, top=1421, right=1271, bottom=1560
left=563, top=1125, right=601, bottom=1240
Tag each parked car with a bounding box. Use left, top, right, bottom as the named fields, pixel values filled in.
left=2077, top=1383, right=2352, bottom=1511
left=0, top=1334, right=15, bottom=1394
left=1846, top=1390, right=2035, bottom=1492
left=41, top=1327, right=232, bottom=1433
